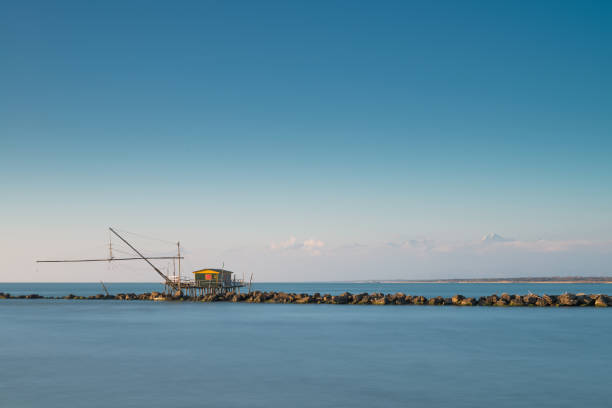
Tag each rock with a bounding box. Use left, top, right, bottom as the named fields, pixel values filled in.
left=428, top=296, right=444, bottom=305
left=371, top=296, right=388, bottom=305
left=558, top=293, right=578, bottom=306
left=487, top=295, right=499, bottom=304
left=15, top=289, right=606, bottom=307
left=412, top=296, right=427, bottom=305
left=332, top=293, right=349, bottom=304
left=393, top=294, right=407, bottom=305
left=577, top=295, right=594, bottom=306
left=452, top=294, right=465, bottom=305
left=478, top=296, right=493, bottom=306
left=509, top=297, right=524, bottom=306
left=595, top=296, right=609, bottom=307
left=357, top=295, right=371, bottom=304
left=460, top=298, right=475, bottom=306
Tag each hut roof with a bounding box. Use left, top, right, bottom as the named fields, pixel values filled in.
left=192, top=268, right=234, bottom=275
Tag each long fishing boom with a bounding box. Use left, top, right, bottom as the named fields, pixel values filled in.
left=37, top=256, right=182, bottom=263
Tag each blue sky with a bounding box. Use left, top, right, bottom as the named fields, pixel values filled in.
left=1, top=1, right=611, bottom=281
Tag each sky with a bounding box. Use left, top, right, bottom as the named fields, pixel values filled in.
left=1, top=0, right=611, bottom=282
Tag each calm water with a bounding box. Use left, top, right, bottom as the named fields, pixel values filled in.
left=2, top=281, right=612, bottom=297
left=1, top=283, right=611, bottom=407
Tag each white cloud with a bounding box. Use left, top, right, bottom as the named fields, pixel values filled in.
left=270, top=236, right=299, bottom=250
left=303, top=239, right=324, bottom=249
left=270, top=237, right=325, bottom=255
left=481, top=233, right=514, bottom=243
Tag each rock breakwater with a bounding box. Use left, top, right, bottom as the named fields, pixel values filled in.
left=1, top=291, right=611, bottom=307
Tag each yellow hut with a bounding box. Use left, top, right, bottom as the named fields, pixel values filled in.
left=193, top=268, right=234, bottom=287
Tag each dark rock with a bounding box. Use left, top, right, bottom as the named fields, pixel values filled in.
left=412, top=296, right=427, bottom=305
left=357, top=295, right=371, bottom=304
left=509, top=297, right=524, bottom=306
left=371, top=296, right=388, bottom=305
left=428, top=296, right=444, bottom=305
left=558, top=293, right=578, bottom=306
left=487, top=295, right=499, bottom=304
left=495, top=299, right=508, bottom=306
left=478, top=296, right=496, bottom=306
left=577, top=294, right=594, bottom=306
left=460, top=298, right=476, bottom=306
left=331, top=294, right=349, bottom=304
left=296, top=296, right=311, bottom=304
left=595, top=295, right=609, bottom=307
left=451, top=295, right=464, bottom=305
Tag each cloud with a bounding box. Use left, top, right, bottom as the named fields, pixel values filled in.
left=270, top=237, right=325, bottom=255
left=385, top=239, right=437, bottom=255
left=270, top=236, right=300, bottom=250
left=303, top=239, right=324, bottom=250
left=481, top=233, right=514, bottom=243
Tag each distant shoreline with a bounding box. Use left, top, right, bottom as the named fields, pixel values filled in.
left=353, top=278, right=612, bottom=284
left=1, top=278, right=611, bottom=284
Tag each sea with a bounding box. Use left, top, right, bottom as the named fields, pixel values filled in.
left=1, top=282, right=611, bottom=408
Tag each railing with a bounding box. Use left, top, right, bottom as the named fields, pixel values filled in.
left=164, top=277, right=245, bottom=288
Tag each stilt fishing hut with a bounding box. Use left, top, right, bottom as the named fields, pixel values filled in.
left=166, top=267, right=243, bottom=297
left=37, top=227, right=245, bottom=297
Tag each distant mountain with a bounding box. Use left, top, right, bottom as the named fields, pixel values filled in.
left=481, top=233, right=512, bottom=242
